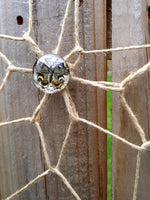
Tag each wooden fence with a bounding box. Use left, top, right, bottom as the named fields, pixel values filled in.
left=112, top=0, right=150, bottom=199
left=0, top=0, right=107, bottom=199
left=0, top=0, right=150, bottom=199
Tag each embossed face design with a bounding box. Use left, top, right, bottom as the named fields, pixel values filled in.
left=32, top=54, right=70, bottom=94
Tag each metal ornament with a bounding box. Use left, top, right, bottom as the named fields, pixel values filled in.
left=33, top=54, right=70, bottom=94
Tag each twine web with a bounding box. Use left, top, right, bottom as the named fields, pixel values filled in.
left=0, top=0, right=150, bottom=199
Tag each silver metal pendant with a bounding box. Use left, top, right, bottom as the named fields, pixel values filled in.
left=33, top=54, right=70, bottom=94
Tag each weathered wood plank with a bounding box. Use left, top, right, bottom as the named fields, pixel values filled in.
left=112, top=0, right=150, bottom=199
left=0, top=0, right=107, bottom=199
left=0, top=1, right=46, bottom=199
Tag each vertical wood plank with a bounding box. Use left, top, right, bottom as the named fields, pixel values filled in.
left=0, top=0, right=107, bottom=199
left=112, top=0, right=150, bottom=199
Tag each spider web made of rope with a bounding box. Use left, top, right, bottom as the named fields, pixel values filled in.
left=0, top=0, right=149, bottom=199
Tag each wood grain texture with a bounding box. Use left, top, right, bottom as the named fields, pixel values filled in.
left=112, top=0, right=150, bottom=199
left=0, top=0, right=107, bottom=199
left=0, top=0, right=107, bottom=200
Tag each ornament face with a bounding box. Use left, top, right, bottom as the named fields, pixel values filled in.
left=33, top=54, right=70, bottom=94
